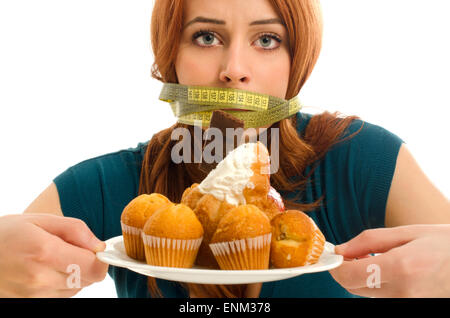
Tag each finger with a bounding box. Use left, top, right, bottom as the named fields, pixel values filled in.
left=329, top=253, right=392, bottom=290
left=29, top=223, right=109, bottom=284
left=25, top=287, right=84, bottom=298
left=343, top=254, right=372, bottom=261
left=347, top=283, right=402, bottom=298
left=26, top=264, right=94, bottom=289
left=48, top=243, right=108, bottom=285
left=26, top=214, right=106, bottom=253
left=48, top=288, right=83, bottom=298
left=53, top=288, right=83, bottom=298
left=4, top=267, right=90, bottom=297
left=335, top=225, right=438, bottom=259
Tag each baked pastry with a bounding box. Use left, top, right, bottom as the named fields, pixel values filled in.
left=270, top=210, right=325, bottom=268
left=250, top=185, right=285, bottom=221
left=209, top=204, right=272, bottom=270
left=181, top=142, right=284, bottom=268
left=142, top=203, right=204, bottom=268
left=120, top=193, right=173, bottom=261
left=181, top=183, right=236, bottom=267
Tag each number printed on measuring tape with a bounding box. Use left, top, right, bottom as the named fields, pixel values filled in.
left=160, top=83, right=302, bottom=128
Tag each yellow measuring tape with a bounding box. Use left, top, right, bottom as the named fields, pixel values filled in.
left=159, top=83, right=302, bottom=128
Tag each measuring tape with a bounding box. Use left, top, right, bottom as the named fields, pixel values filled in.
left=159, top=83, right=302, bottom=128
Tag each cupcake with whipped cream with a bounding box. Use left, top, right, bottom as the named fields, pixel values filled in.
left=181, top=142, right=282, bottom=267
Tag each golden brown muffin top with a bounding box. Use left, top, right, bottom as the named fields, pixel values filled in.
left=180, top=183, right=203, bottom=210
left=247, top=141, right=271, bottom=194
left=271, top=210, right=316, bottom=242
left=143, top=203, right=204, bottom=239
left=210, top=204, right=271, bottom=243
left=120, top=193, right=173, bottom=229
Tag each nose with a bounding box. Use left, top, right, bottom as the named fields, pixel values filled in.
left=219, top=40, right=251, bottom=85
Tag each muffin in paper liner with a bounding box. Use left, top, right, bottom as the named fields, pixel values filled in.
left=121, top=221, right=146, bottom=261
left=270, top=210, right=326, bottom=268
left=142, top=233, right=203, bottom=268
left=120, top=193, right=173, bottom=261
left=209, top=233, right=272, bottom=270
left=305, top=219, right=326, bottom=265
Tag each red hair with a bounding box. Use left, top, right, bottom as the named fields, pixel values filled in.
left=140, top=0, right=362, bottom=298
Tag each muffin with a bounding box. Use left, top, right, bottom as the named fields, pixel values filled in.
left=209, top=204, right=272, bottom=270
left=246, top=185, right=285, bottom=221
left=270, top=210, right=325, bottom=268
left=194, top=142, right=273, bottom=216
left=181, top=142, right=284, bottom=268
left=120, top=193, right=173, bottom=261
left=181, top=184, right=236, bottom=268
left=142, top=203, right=204, bottom=268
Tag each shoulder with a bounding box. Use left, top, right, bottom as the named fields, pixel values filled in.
left=297, top=111, right=403, bottom=141
left=297, top=111, right=404, bottom=163
left=335, top=118, right=405, bottom=175
left=54, top=140, right=150, bottom=198
left=52, top=141, right=150, bottom=239
left=337, top=118, right=405, bottom=228
left=56, top=141, right=149, bottom=186
left=70, top=141, right=149, bottom=172
left=297, top=111, right=405, bottom=229
left=342, top=117, right=404, bottom=146
left=326, top=114, right=405, bottom=187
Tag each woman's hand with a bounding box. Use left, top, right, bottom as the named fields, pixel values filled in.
left=329, top=225, right=450, bottom=297
left=0, top=213, right=108, bottom=297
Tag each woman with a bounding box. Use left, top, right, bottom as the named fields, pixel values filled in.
left=1, top=0, right=448, bottom=298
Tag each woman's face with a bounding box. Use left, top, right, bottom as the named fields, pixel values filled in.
left=175, top=0, right=291, bottom=100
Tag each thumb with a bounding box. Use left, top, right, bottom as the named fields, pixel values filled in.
left=28, top=214, right=106, bottom=253
left=335, top=225, right=433, bottom=259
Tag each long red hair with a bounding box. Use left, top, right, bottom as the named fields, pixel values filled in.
left=140, top=0, right=362, bottom=298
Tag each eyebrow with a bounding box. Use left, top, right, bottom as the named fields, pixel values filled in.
left=183, top=16, right=284, bottom=29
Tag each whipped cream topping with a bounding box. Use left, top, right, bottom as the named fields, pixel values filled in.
left=197, top=143, right=259, bottom=206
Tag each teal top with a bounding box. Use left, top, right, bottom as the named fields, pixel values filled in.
left=53, top=112, right=404, bottom=298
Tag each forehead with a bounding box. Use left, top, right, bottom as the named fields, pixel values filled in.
left=183, top=0, right=280, bottom=23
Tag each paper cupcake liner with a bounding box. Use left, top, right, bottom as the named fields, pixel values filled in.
left=141, top=233, right=203, bottom=268
left=209, top=233, right=272, bottom=270
left=305, top=218, right=326, bottom=265
left=121, top=222, right=146, bottom=261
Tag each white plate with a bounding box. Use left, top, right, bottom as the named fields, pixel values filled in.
left=97, top=235, right=343, bottom=284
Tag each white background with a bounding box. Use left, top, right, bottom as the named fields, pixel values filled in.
left=0, top=0, right=448, bottom=298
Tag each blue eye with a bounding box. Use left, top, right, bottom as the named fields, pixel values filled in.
left=192, top=29, right=282, bottom=51
left=257, top=34, right=282, bottom=49
left=192, top=29, right=220, bottom=47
